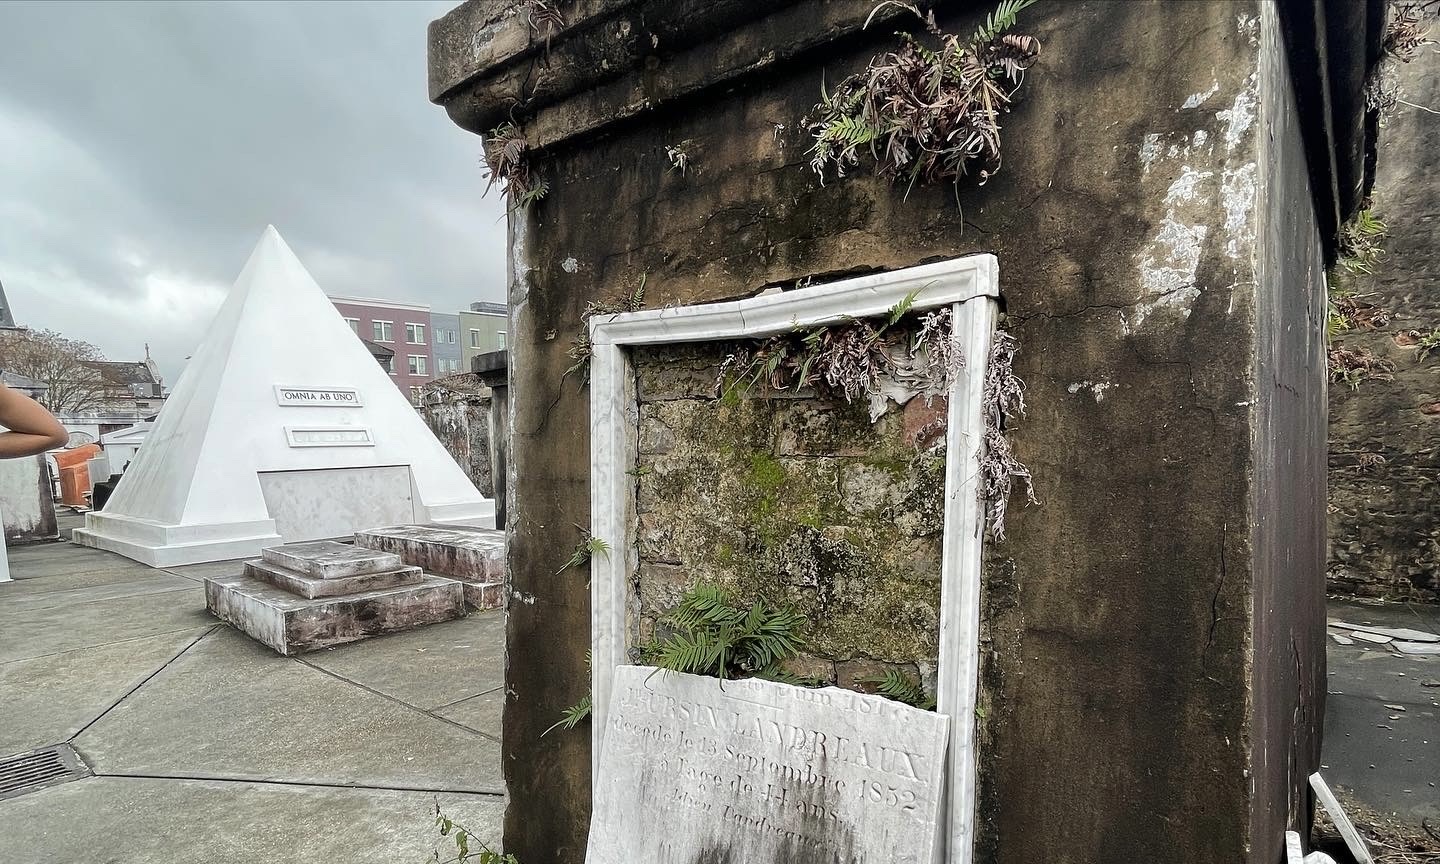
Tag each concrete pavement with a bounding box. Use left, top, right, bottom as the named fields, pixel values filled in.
left=0, top=533, right=505, bottom=864
left=3, top=517, right=1435, bottom=858
left=1322, top=599, right=1440, bottom=831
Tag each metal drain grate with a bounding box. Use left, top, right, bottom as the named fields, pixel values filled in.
left=0, top=744, right=91, bottom=800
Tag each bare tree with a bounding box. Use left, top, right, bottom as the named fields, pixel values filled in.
left=0, top=329, right=113, bottom=414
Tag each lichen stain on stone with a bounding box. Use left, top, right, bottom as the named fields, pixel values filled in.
left=1066, top=380, right=1114, bottom=402
left=1163, top=166, right=1214, bottom=205
left=1236, top=13, right=1260, bottom=46
left=1220, top=163, right=1257, bottom=259
left=1181, top=81, right=1220, bottom=110
left=1217, top=75, right=1258, bottom=152
left=1133, top=217, right=1208, bottom=327
left=630, top=344, right=945, bottom=668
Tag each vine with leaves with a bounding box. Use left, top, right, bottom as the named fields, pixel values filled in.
left=431, top=800, right=518, bottom=864
left=807, top=0, right=1042, bottom=199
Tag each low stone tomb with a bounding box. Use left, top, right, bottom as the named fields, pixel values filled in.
left=353, top=524, right=504, bottom=610
left=204, top=540, right=465, bottom=654
left=587, top=665, right=950, bottom=864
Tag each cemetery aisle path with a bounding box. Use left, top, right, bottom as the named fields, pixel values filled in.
left=0, top=534, right=504, bottom=864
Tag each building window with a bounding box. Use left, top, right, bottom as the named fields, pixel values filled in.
left=372, top=320, right=393, bottom=342
left=409, top=355, right=428, bottom=376
left=379, top=355, right=395, bottom=374
left=497, top=330, right=507, bottom=349
left=406, top=323, right=426, bottom=344
left=469, top=328, right=481, bottom=348
left=447, top=329, right=457, bottom=344
left=409, top=386, right=424, bottom=405
left=344, top=317, right=360, bottom=334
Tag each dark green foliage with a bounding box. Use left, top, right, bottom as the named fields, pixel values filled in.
left=547, top=586, right=811, bottom=734
left=640, top=585, right=808, bottom=680
left=860, top=668, right=936, bottom=710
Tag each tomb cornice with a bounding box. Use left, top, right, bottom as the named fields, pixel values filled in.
left=427, top=0, right=915, bottom=151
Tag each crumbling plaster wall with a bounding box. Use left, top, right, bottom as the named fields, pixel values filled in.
left=631, top=343, right=950, bottom=689
left=457, top=1, right=1327, bottom=862
left=1328, top=40, right=1440, bottom=604
left=421, top=383, right=495, bottom=498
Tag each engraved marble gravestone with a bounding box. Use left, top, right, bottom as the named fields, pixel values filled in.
left=588, top=665, right=951, bottom=864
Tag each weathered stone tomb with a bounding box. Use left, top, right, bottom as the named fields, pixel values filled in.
left=428, top=1, right=1382, bottom=861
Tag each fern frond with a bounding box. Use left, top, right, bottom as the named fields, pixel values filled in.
left=647, top=585, right=808, bottom=682
left=542, top=693, right=592, bottom=736
left=972, top=0, right=1038, bottom=45
left=861, top=669, right=936, bottom=710
left=885, top=286, right=924, bottom=326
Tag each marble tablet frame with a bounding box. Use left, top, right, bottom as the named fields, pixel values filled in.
left=588, top=255, right=999, bottom=864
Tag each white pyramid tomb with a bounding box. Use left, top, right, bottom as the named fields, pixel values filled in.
left=74, top=226, right=494, bottom=566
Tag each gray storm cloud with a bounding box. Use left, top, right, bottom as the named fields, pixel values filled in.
left=0, top=0, right=505, bottom=383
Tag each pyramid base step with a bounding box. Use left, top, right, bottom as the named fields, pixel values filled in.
left=354, top=525, right=505, bottom=607
left=204, top=572, right=464, bottom=655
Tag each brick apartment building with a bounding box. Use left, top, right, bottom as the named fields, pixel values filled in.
left=329, top=295, right=433, bottom=403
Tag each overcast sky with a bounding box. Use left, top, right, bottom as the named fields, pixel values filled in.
left=0, top=0, right=506, bottom=383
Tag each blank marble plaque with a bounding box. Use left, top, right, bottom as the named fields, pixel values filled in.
left=587, top=665, right=950, bottom=864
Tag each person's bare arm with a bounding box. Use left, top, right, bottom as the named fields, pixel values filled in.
left=0, top=383, right=69, bottom=458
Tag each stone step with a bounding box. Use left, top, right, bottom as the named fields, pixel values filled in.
left=244, top=559, right=424, bottom=600
left=460, top=581, right=505, bottom=611
left=353, top=525, right=504, bottom=585
left=261, top=540, right=403, bottom=579
left=204, top=572, right=465, bottom=655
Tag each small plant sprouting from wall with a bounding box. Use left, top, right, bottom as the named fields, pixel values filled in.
left=1336, top=209, right=1389, bottom=276
left=1415, top=328, right=1440, bottom=361
left=665, top=144, right=690, bottom=175
left=1365, top=2, right=1435, bottom=119
left=482, top=122, right=549, bottom=211
left=806, top=0, right=1042, bottom=199
left=716, top=289, right=964, bottom=422
left=1329, top=345, right=1396, bottom=390
left=1327, top=208, right=1398, bottom=388
left=522, top=0, right=565, bottom=56
left=556, top=525, right=610, bottom=576
left=565, top=276, right=647, bottom=382
left=431, top=800, right=519, bottom=864
left=981, top=330, right=1036, bottom=540
left=1327, top=287, right=1391, bottom=339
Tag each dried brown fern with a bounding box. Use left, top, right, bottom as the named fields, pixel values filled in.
left=1328, top=344, right=1396, bottom=389
left=980, top=330, right=1035, bottom=540
left=806, top=0, right=1041, bottom=198
left=715, top=297, right=962, bottom=421
left=482, top=122, right=549, bottom=210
